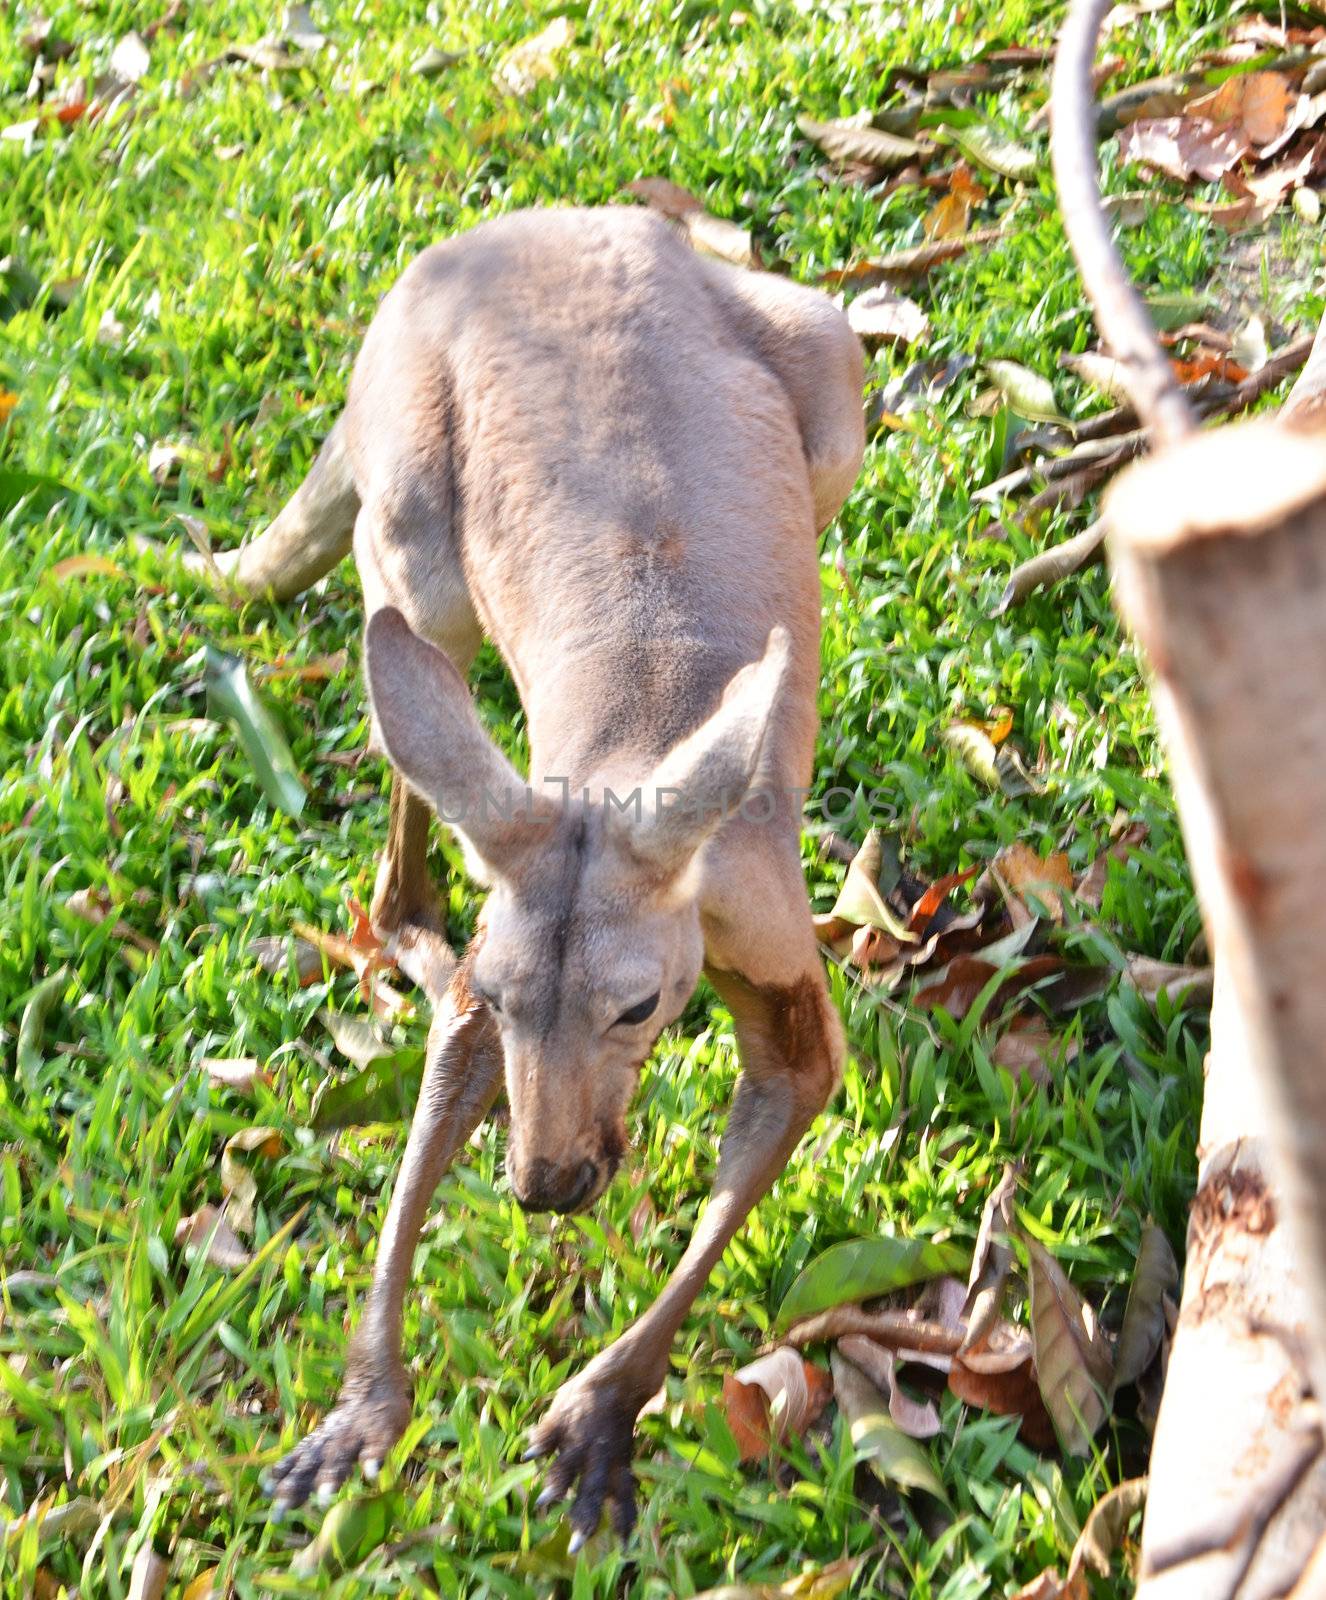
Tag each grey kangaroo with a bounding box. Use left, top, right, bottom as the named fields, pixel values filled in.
left=230, top=205, right=865, bottom=1544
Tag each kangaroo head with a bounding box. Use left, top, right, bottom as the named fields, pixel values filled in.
left=365, top=607, right=789, bottom=1214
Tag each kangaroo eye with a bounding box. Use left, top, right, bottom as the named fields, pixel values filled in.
left=615, top=992, right=660, bottom=1028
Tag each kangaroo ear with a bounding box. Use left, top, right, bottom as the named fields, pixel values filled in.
left=364, top=608, right=554, bottom=875
left=627, top=626, right=792, bottom=875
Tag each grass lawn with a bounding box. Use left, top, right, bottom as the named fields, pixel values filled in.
left=2, top=0, right=1320, bottom=1594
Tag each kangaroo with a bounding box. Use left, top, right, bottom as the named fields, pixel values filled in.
left=247, top=205, right=866, bottom=1545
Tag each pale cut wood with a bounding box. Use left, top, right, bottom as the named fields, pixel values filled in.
left=1105, top=421, right=1326, bottom=1598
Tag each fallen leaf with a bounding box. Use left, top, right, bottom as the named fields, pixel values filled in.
left=128, top=1543, right=169, bottom=1600
left=1010, top=1569, right=1087, bottom=1600
left=950, top=1325, right=1057, bottom=1449
left=179, top=1569, right=221, bottom=1600
left=722, top=1348, right=833, bottom=1460
left=907, top=863, right=980, bottom=935
left=321, top=1008, right=394, bottom=1066
left=411, top=44, right=464, bottom=78
left=990, top=840, right=1074, bottom=923
left=868, top=226, right=1007, bottom=281
left=1075, top=820, right=1148, bottom=908
left=777, top=1235, right=968, bottom=1329
left=109, top=30, right=151, bottom=85
left=252, top=932, right=322, bottom=985
left=1112, top=1222, right=1179, bottom=1391
left=1068, top=1477, right=1147, bottom=1581
left=961, top=1163, right=1019, bottom=1350
left=941, top=719, right=1038, bottom=793
left=220, top=1125, right=283, bottom=1234
left=263, top=649, right=348, bottom=682
left=991, top=1015, right=1078, bottom=1084
left=199, top=1056, right=269, bottom=1094
left=16, top=969, right=67, bottom=1087
left=986, top=360, right=1066, bottom=424
left=174, top=1205, right=252, bottom=1271
left=204, top=646, right=307, bottom=817
left=691, top=1557, right=859, bottom=1600
left=1187, top=71, right=1291, bottom=148
left=812, top=828, right=915, bottom=946
left=67, top=886, right=160, bottom=955
left=0, top=390, right=17, bottom=423
left=797, top=114, right=928, bottom=171
left=846, top=285, right=929, bottom=345
left=1230, top=313, right=1268, bottom=375
left=497, top=16, right=573, bottom=96
left=1123, top=954, right=1213, bottom=1008
left=1025, top=1237, right=1113, bottom=1455
left=948, top=124, right=1039, bottom=182
left=49, top=553, right=127, bottom=583
left=623, top=178, right=754, bottom=267
left=924, top=190, right=971, bottom=240
left=830, top=1349, right=945, bottom=1498
left=1117, top=116, right=1250, bottom=182
left=1060, top=351, right=1133, bottom=404
left=838, top=1336, right=941, bottom=1437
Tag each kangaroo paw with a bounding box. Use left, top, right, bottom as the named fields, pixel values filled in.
left=266, top=1379, right=411, bottom=1512
left=524, top=1362, right=654, bottom=1548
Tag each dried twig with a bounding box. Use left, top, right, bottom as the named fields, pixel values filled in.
left=1051, top=0, right=1195, bottom=446
left=993, top=518, right=1107, bottom=614
left=992, top=334, right=1316, bottom=611
left=784, top=1305, right=965, bottom=1355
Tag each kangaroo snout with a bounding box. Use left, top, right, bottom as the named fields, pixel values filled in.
left=512, top=1155, right=605, bottom=1215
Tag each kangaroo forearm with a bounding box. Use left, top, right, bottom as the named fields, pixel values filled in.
left=348, top=1003, right=502, bottom=1374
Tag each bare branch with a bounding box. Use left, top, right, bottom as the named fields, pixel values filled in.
left=1050, top=0, right=1196, bottom=446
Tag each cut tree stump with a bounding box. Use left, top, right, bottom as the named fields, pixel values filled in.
left=1105, top=420, right=1326, bottom=1597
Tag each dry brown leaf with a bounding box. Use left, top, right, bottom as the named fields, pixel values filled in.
left=1025, top=1238, right=1113, bottom=1455
left=722, top=1347, right=833, bottom=1460
left=991, top=841, right=1073, bottom=924
left=174, top=1205, right=251, bottom=1270
left=991, top=1015, right=1079, bottom=1084
left=624, top=178, right=753, bottom=266
left=1117, top=115, right=1250, bottom=181
left=962, top=1163, right=1019, bottom=1351
left=67, top=886, right=160, bottom=955
left=1068, top=1477, right=1147, bottom=1582
left=1124, top=953, right=1213, bottom=1008
left=924, top=190, right=971, bottom=240
left=868, top=226, right=1006, bottom=281
left=1187, top=71, right=1291, bottom=148
left=252, top=932, right=322, bottom=985
left=220, top=1126, right=283, bottom=1234
left=496, top=15, right=572, bottom=96
left=906, top=863, right=980, bottom=936
left=797, top=114, right=929, bottom=171
left=264, top=650, right=348, bottom=682
left=128, top=1544, right=169, bottom=1600
left=846, top=286, right=929, bottom=346
left=50, top=553, right=127, bottom=582
left=1011, top=1570, right=1088, bottom=1600
left=1075, top=819, right=1148, bottom=909
left=950, top=1321, right=1057, bottom=1449
left=838, top=1335, right=941, bottom=1438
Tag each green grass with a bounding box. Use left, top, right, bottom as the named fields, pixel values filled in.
left=1, top=0, right=1319, bottom=1594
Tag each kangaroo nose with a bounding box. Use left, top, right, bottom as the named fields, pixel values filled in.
left=516, top=1157, right=599, bottom=1215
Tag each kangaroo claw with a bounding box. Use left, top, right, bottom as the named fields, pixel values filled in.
left=266, top=1380, right=410, bottom=1511
left=525, top=1365, right=647, bottom=1548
